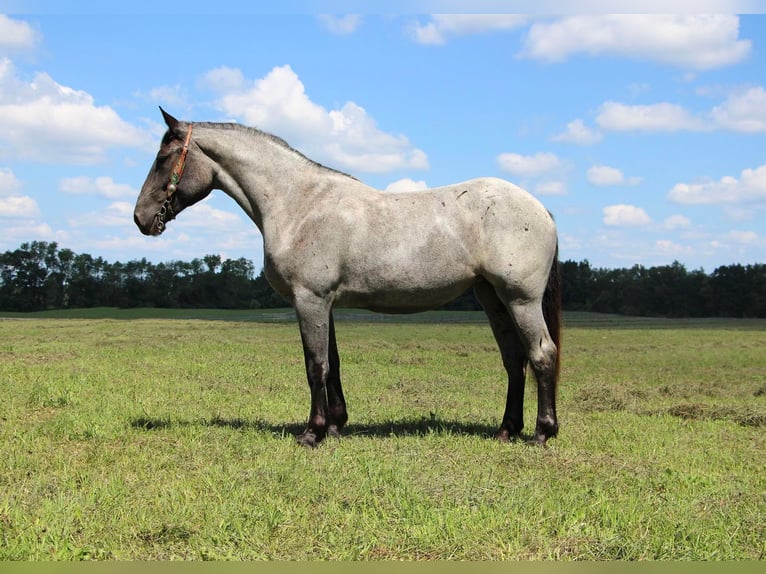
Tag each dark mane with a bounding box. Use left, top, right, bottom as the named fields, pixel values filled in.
left=193, top=121, right=359, bottom=181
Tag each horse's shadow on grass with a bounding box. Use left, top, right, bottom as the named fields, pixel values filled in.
left=129, top=414, right=508, bottom=441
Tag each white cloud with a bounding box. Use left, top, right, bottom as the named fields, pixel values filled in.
left=202, top=64, right=428, bottom=173
left=71, top=196, right=244, bottom=233
left=384, top=178, right=428, bottom=193
left=497, top=151, right=561, bottom=177
left=408, top=14, right=752, bottom=71
left=0, top=58, right=152, bottom=163
left=587, top=165, right=642, bottom=186
left=551, top=119, right=602, bottom=145
left=143, top=84, right=187, bottom=108
left=0, top=195, right=39, bottom=218
left=92, top=223, right=263, bottom=265
left=497, top=152, right=567, bottom=195
left=0, top=15, right=39, bottom=53
left=721, top=205, right=762, bottom=222
left=521, top=15, right=751, bottom=70
left=710, top=86, right=766, bottom=133
left=208, top=64, right=328, bottom=141
left=60, top=176, right=137, bottom=200
left=663, top=215, right=692, bottom=230
left=534, top=180, right=567, bottom=196
left=317, top=14, right=362, bottom=35
left=668, top=164, right=766, bottom=205
left=603, top=204, right=651, bottom=227
left=595, top=85, right=766, bottom=134
left=0, top=166, right=22, bottom=195
left=67, top=201, right=135, bottom=228
left=587, top=165, right=622, bottom=186
left=596, top=101, right=706, bottom=132
left=0, top=166, right=39, bottom=221
left=197, top=66, right=245, bottom=93
left=90, top=234, right=166, bottom=255
left=654, top=239, right=694, bottom=258
left=410, top=14, right=528, bottom=45
left=728, top=230, right=758, bottom=244
left=0, top=223, right=56, bottom=251
left=170, top=200, right=245, bottom=231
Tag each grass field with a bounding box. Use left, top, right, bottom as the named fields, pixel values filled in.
left=0, top=309, right=764, bottom=560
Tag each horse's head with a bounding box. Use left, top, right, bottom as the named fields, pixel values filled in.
left=133, top=108, right=215, bottom=236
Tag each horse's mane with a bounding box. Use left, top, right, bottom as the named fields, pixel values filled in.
left=193, top=121, right=359, bottom=181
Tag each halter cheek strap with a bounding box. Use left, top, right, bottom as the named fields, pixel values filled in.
left=156, top=124, right=193, bottom=232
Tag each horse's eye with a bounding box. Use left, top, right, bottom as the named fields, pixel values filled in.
left=153, top=157, right=169, bottom=173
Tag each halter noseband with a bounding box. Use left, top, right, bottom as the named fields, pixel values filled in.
left=156, top=123, right=193, bottom=232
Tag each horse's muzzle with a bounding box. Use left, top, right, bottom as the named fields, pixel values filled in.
left=134, top=211, right=159, bottom=236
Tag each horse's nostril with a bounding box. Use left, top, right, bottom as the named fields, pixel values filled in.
left=134, top=212, right=154, bottom=235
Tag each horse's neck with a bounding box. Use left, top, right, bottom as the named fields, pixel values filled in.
left=196, top=125, right=313, bottom=235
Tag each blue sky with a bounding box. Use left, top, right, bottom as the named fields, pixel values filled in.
left=0, top=4, right=764, bottom=272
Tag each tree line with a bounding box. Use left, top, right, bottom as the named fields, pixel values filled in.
left=1, top=241, right=764, bottom=317
left=0, top=241, right=284, bottom=312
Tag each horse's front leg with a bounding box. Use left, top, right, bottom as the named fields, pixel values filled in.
left=294, top=293, right=334, bottom=448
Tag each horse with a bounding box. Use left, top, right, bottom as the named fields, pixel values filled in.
left=134, top=108, right=561, bottom=448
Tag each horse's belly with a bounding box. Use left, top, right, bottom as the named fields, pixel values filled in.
left=334, top=276, right=476, bottom=313
left=333, top=249, right=477, bottom=312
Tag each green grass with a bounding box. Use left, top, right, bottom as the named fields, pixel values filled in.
left=0, top=310, right=764, bottom=560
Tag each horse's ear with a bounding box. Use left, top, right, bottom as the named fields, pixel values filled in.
left=159, top=106, right=180, bottom=131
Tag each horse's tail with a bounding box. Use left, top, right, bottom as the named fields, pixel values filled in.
left=542, top=241, right=562, bottom=390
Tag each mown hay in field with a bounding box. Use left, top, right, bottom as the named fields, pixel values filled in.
left=574, top=383, right=629, bottom=412
left=667, top=403, right=766, bottom=427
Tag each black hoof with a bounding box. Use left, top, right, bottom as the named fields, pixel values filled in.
left=296, top=429, right=323, bottom=448
left=494, top=424, right=522, bottom=443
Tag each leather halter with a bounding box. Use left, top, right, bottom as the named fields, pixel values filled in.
left=156, top=124, right=193, bottom=232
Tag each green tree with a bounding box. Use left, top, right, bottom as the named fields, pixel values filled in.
left=0, top=241, right=58, bottom=311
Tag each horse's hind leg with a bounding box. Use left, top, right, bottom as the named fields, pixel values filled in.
left=474, top=279, right=528, bottom=441
left=326, top=313, right=348, bottom=437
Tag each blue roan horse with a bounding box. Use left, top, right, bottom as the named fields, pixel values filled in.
left=134, top=109, right=561, bottom=447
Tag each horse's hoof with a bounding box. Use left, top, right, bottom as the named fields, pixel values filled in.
left=495, top=428, right=511, bottom=442
left=296, top=430, right=322, bottom=448
left=327, top=425, right=342, bottom=439
left=525, top=435, right=549, bottom=447
left=494, top=427, right=522, bottom=442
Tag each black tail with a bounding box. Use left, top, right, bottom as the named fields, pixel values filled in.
left=542, top=242, right=562, bottom=389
